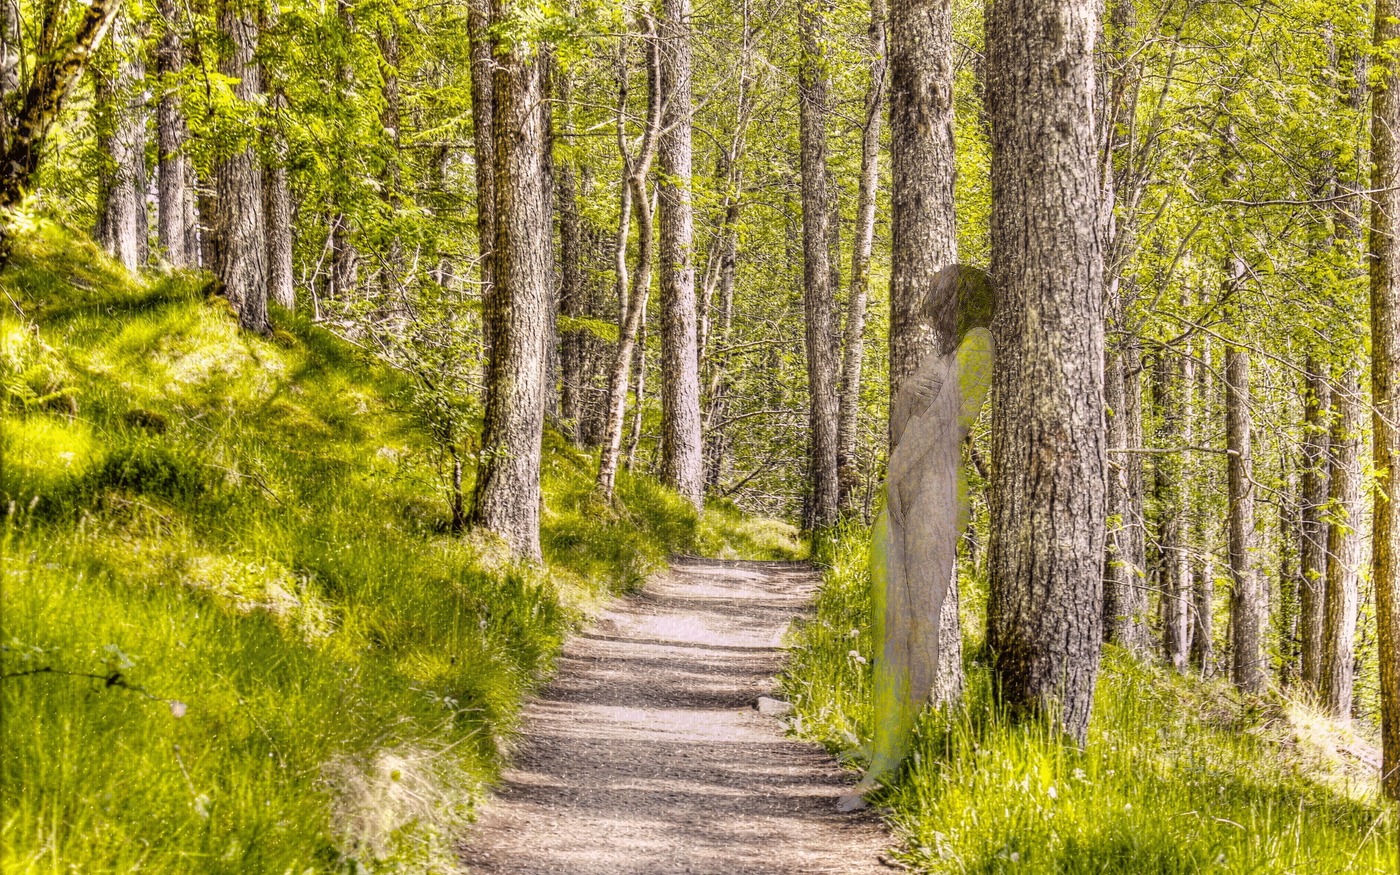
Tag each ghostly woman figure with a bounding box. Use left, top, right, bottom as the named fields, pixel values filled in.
left=839, top=266, right=996, bottom=811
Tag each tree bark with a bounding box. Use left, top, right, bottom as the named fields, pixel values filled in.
left=985, top=0, right=1105, bottom=743
left=597, top=27, right=661, bottom=500
left=214, top=0, right=267, bottom=334
left=656, top=0, right=705, bottom=510
left=1299, top=362, right=1332, bottom=692
left=156, top=0, right=194, bottom=267
left=1104, top=336, right=1148, bottom=651
left=887, top=0, right=962, bottom=704
left=556, top=69, right=588, bottom=444
left=1154, top=349, right=1190, bottom=673
left=263, top=5, right=293, bottom=310
left=1190, top=338, right=1214, bottom=676
left=467, top=0, right=496, bottom=359
left=1225, top=336, right=1264, bottom=694
left=469, top=0, right=552, bottom=560
left=327, top=0, right=358, bottom=300
left=1372, top=0, right=1400, bottom=800
left=797, top=0, right=840, bottom=531
left=95, top=13, right=148, bottom=272
left=836, top=0, right=887, bottom=514
left=1322, top=366, right=1362, bottom=719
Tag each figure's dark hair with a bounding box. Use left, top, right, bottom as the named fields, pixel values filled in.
left=920, top=265, right=997, bottom=356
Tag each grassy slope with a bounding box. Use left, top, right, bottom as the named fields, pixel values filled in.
left=0, top=223, right=802, bottom=873
left=784, top=522, right=1392, bottom=874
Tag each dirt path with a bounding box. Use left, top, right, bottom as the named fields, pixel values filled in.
left=457, top=558, right=892, bottom=874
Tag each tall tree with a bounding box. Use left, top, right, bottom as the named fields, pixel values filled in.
left=263, top=5, right=293, bottom=309
left=835, top=0, right=886, bottom=513
left=155, top=0, right=195, bottom=266
left=887, top=0, right=961, bottom=703
left=797, top=0, right=839, bottom=531
left=469, top=0, right=553, bottom=559
left=466, top=0, right=496, bottom=356
left=1322, top=366, right=1362, bottom=719
left=1299, top=363, right=1332, bottom=691
left=214, top=0, right=268, bottom=333
left=1154, top=347, right=1191, bottom=673
left=1372, top=0, right=1400, bottom=801
left=94, top=12, right=148, bottom=272
left=985, top=0, right=1105, bottom=742
left=656, top=0, right=705, bottom=509
left=1225, top=330, right=1264, bottom=694
left=598, top=24, right=661, bottom=500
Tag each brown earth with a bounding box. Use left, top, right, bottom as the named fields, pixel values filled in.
left=457, top=558, right=893, bottom=874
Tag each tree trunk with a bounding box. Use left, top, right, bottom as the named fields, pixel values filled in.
left=985, top=0, right=1105, bottom=743
left=836, top=0, right=887, bottom=513
left=1104, top=335, right=1148, bottom=651
left=214, top=0, right=267, bottom=334
left=1322, top=366, right=1362, bottom=720
left=263, top=2, right=293, bottom=312
left=1225, top=337, right=1264, bottom=694
left=156, top=0, right=194, bottom=267
left=327, top=0, right=358, bottom=301
left=887, top=0, right=961, bottom=704
left=597, top=27, right=661, bottom=500
left=0, top=0, right=124, bottom=271
left=1299, top=362, right=1332, bottom=692
left=95, top=14, right=148, bottom=272
left=656, top=0, right=705, bottom=510
left=556, top=70, right=588, bottom=444
left=797, top=0, right=840, bottom=531
left=1190, top=338, right=1214, bottom=676
left=1155, top=349, right=1190, bottom=673
left=1372, top=0, right=1400, bottom=800
left=469, top=1, right=552, bottom=561
left=467, top=0, right=496, bottom=358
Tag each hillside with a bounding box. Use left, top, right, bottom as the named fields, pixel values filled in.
left=0, top=223, right=801, bottom=873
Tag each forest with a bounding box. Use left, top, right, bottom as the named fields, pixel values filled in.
left=0, top=0, right=1394, bottom=871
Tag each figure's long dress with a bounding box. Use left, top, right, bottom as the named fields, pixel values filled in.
left=859, top=328, right=994, bottom=793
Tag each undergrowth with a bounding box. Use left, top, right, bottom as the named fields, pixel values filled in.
left=783, top=520, right=1392, bottom=874
left=0, top=222, right=803, bottom=873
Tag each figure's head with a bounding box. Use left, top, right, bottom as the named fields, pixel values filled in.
left=921, top=265, right=996, bottom=356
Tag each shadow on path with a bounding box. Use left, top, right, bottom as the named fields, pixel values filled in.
left=456, top=559, right=890, bottom=875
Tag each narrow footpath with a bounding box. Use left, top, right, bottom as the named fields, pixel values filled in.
left=458, top=558, right=892, bottom=874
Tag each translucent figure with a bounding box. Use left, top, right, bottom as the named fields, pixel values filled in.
left=839, top=266, right=995, bottom=811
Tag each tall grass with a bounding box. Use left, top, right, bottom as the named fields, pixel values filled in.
left=0, top=222, right=803, bottom=873
left=783, top=522, right=1392, bottom=874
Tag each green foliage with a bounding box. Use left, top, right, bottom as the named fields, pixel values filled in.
left=784, top=524, right=1392, bottom=875
left=0, top=225, right=789, bottom=873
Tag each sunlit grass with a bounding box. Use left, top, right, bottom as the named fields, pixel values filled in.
left=0, top=222, right=801, bottom=873
left=783, top=521, right=1393, bottom=874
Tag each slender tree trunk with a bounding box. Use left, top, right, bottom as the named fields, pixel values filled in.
left=156, top=0, right=193, bottom=266
left=836, top=0, right=887, bottom=514
left=598, top=28, right=661, bottom=500
left=556, top=70, right=588, bottom=443
left=1190, top=338, right=1214, bottom=676
left=263, top=2, right=293, bottom=311
left=1155, top=349, right=1190, bottom=673
left=95, top=14, right=148, bottom=272
left=1225, top=334, right=1264, bottom=694
left=1299, top=363, right=1332, bottom=692
left=797, top=0, right=840, bottom=531
left=469, top=0, right=552, bottom=560
left=1372, top=0, right=1400, bottom=800
left=888, top=0, right=962, bottom=704
left=467, top=0, right=496, bottom=359
left=656, top=0, right=705, bottom=509
left=0, top=0, right=17, bottom=103
left=1104, top=335, right=1148, bottom=651
left=985, top=0, right=1105, bottom=743
left=1322, top=366, right=1362, bottom=719
left=214, top=0, right=267, bottom=334
left=327, top=0, right=358, bottom=300
left=627, top=317, right=647, bottom=470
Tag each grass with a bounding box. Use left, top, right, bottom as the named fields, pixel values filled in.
left=0, top=221, right=803, bottom=873
left=783, top=520, right=1393, bottom=874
